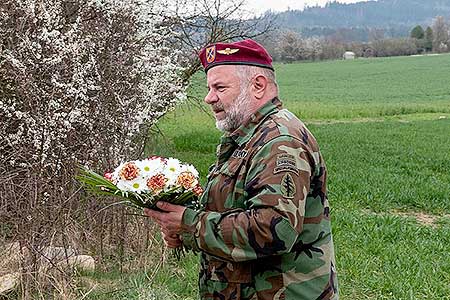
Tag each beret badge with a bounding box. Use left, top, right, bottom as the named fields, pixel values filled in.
left=217, top=48, right=239, bottom=55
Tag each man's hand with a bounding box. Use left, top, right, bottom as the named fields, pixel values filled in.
left=144, top=202, right=186, bottom=248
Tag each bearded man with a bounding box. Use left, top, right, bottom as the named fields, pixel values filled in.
left=145, top=39, right=339, bottom=300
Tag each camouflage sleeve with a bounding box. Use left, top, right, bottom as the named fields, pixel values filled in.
left=181, top=135, right=314, bottom=262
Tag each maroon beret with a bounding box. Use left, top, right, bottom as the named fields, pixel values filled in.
left=199, top=39, right=274, bottom=73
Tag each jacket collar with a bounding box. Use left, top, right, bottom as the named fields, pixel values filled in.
left=228, top=97, right=283, bottom=147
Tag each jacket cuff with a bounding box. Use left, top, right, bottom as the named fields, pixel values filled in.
left=180, top=208, right=201, bottom=251
left=182, top=208, right=199, bottom=232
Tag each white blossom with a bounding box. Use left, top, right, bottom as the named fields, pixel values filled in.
left=0, top=0, right=187, bottom=172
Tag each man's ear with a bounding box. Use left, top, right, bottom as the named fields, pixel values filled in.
left=252, top=74, right=268, bottom=99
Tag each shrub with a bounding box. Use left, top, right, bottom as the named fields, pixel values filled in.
left=371, top=38, right=418, bottom=57
left=0, top=0, right=186, bottom=296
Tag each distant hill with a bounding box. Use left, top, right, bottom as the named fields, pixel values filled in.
left=263, top=0, right=450, bottom=41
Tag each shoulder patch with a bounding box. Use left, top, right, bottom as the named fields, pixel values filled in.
left=274, top=154, right=299, bottom=175
left=281, top=173, right=296, bottom=199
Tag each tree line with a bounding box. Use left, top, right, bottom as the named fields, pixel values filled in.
left=266, top=0, right=450, bottom=30
left=258, top=16, right=450, bottom=62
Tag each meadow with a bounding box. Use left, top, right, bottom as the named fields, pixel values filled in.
left=83, top=54, right=450, bottom=299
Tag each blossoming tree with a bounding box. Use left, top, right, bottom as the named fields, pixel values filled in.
left=1, top=0, right=185, bottom=171
left=0, top=0, right=186, bottom=292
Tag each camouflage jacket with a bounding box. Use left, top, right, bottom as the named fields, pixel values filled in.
left=181, top=97, right=339, bottom=300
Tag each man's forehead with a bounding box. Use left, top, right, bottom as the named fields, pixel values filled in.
left=206, top=65, right=237, bottom=84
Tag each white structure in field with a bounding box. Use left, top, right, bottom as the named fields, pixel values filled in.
left=343, top=51, right=356, bottom=60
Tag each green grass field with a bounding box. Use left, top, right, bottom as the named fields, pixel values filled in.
left=84, top=54, right=450, bottom=299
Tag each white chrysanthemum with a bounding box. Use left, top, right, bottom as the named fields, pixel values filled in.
left=116, top=177, right=147, bottom=194
left=165, top=158, right=181, bottom=171
left=164, top=173, right=178, bottom=189
left=163, top=158, right=182, bottom=188
left=180, top=164, right=199, bottom=178
left=136, top=158, right=163, bottom=177
left=164, top=158, right=180, bottom=175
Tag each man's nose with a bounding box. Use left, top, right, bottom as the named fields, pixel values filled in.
left=204, top=89, right=218, bottom=104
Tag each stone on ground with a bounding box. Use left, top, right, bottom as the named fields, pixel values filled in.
left=0, top=272, right=20, bottom=296
left=58, top=255, right=96, bottom=272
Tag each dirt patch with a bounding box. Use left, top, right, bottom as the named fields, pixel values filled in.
left=306, top=118, right=386, bottom=125
left=394, top=211, right=438, bottom=228
left=362, top=209, right=448, bottom=228
left=306, top=113, right=450, bottom=126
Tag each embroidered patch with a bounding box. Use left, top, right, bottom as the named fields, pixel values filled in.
left=281, top=173, right=296, bottom=199
left=232, top=149, right=248, bottom=159
left=274, top=154, right=299, bottom=175
left=277, top=153, right=296, bottom=166
left=274, top=165, right=299, bottom=175
left=206, top=46, right=216, bottom=63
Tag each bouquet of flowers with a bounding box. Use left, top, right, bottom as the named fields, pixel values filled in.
left=77, top=156, right=203, bottom=210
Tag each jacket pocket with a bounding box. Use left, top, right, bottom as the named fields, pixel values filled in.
left=206, top=158, right=246, bottom=212
left=203, top=254, right=253, bottom=283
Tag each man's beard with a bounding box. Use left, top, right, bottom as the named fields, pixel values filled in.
left=214, top=88, right=251, bottom=132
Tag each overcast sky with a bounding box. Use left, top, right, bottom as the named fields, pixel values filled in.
left=246, top=0, right=371, bottom=15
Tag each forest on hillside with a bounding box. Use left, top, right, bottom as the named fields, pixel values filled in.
left=262, top=0, right=450, bottom=41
